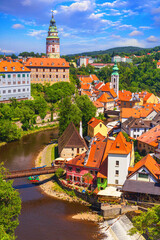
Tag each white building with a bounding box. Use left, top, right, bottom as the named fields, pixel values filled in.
left=0, top=61, right=31, bottom=102
left=77, top=56, right=95, bottom=67
left=107, top=132, right=134, bottom=187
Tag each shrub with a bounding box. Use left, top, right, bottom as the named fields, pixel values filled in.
left=55, top=168, right=64, bottom=178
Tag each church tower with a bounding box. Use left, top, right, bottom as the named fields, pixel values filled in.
left=111, top=61, right=119, bottom=98
left=46, top=12, right=60, bottom=58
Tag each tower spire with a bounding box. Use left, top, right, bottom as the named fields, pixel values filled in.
left=46, top=10, right=60, bottom=58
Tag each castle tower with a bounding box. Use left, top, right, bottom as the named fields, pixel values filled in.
left=46, top=12, right=60, bottom=58
left=111, top=60, right=119, bottom=98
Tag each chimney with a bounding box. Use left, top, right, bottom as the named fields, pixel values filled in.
left=79, top=121, right=83, bottom=138
left=84, top=138, right=93, bottom=165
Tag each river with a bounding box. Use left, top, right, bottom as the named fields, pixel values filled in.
left=0, top=129, right=102, bottom=240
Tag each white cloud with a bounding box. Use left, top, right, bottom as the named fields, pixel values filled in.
left=129, top=30, right=143, bottom=36
left=100, top=0, right=127, bottom=8
left=147, top=35, right=158, bottom=42
left=27, top=29, right=47, bottom=38
left=1, top=49, right=15, bottom=53
left=61, top=1, right=92, bottom=13
left=139, top=26, right=152, bottom=30
left=12, top=23, right=24, bottom=29
left=88, top=13, right=104, bottom=19
left=118, top=24, right=135, bottom=30
left=116, top=38, right=145, bottom=48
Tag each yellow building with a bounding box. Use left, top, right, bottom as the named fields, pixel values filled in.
left=135, top=91, right=159, bottom=106
left=88, top=117, right=108, bottom=138
left=26, top=58, right=69, bottom=85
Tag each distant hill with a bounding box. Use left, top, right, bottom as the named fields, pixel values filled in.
left=68, top=46, right=145, bottom=56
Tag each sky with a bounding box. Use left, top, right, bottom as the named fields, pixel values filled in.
left=0, top=0, right=160, bottom=55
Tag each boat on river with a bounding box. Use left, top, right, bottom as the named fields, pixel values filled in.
left=28, top=175, right=40, bottom=183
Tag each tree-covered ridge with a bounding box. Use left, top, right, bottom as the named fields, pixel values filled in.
left=67, top=46, right=145, bottom=57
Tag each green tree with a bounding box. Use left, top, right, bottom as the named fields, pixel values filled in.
left=76, top=95, right=96, bottom=136
left=34, top=97, right=47, bottom=119
left=59, top=97, right=82, bottom=135
left=82, top=172, right=93, bottom=185
left=129, top=205, right=160, bottom=240
left=21, top=106, right=35, bottom=130
left=134, top=151, right=142, bottom=163
left=0, top=120, right=21, bottom=142
left=0, top=164, right=21, bottom=239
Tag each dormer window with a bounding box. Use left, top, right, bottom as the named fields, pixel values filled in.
left=13, top=67, right=15, bottom=71
left=51, top=62, right=54, bottom=66
left=41, top=62, right=43, bottom=66
left=5, top=67, right=7, bottom=71
left=29, top=62, right=32, bottom=65
left=22, top=67, right=24, bottom=70
left=62, top=63, right=65, bottom=66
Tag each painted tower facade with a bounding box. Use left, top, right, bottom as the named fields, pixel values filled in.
left=111, top=61, right=119, bottom=98
left=46, top=14, right=60, bottom=58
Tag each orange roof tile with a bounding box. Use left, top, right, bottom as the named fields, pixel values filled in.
left=26, top=57, right=69, bottom=68
left=93, top=101, right=104, bottom=108
left=90, top=74, right=99, bottom=81
left=97, top=139, right=114, bottom=178
left=119, top=90, right=132, bottom=101
left=81, top=83, right=90, bottom=90
left=0, top=61, right=30, bottom=72
left=82, top=90, right=92, bottom=96
left=95, top=82, right=104, bottom=90
left=66, top=140, right=106, bottom=169
left=95, top=132, right=106, bottom=141
left=128, top=154, right=160, bottom=180
left=157, top=62, right=160, bottom=65
left=88, top=117, right=102, bottom=128
left=108, top=132, right=132, bottom=155
left=121, top=108, right=153, bottom=119
left=137, top=124, right=160, bottom=147
left=97, top=93, right=114, bottom=103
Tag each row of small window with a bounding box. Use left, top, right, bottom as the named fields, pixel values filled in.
left=34, top=69, right=66, bottom=72
left=3, top=74, right=29, bottom=78
left=32, top=75, right=66, bottom=78
left=33, top=79, right=67, bottom=82
left=2, top=95, right=29, bottom=100
left=2, top=88, right=29, bottom=94
left=1, top=81, right=29, bottom=85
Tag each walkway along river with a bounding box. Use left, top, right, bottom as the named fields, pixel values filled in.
left=0, top=129, right=101, bottom=240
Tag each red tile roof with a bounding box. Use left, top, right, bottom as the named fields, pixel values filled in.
left=108, top=132, right=132, bottom=155
left=93, top=101, right=104, bottom=108
left=97, top=93, right=114, bottom=103
left=137, top=124, right=160, bottom=147
left=95, top=82, right=104, bottom=90
left=128, top=154, right=160, bottom=180
left=66, top=140, right=106, bottom=169
left=81, top=83, right=90, bottom=90
left=88, top=117, right=102, bottom=128
left=100, top=83, right=117, bottom=98
left=26, top=57, right=69, bottom=68
left=121, top=108, right=154, bottom=119
left=0, top=61, right=30, bottom=72
left=119, top=90, right=132, bottom=101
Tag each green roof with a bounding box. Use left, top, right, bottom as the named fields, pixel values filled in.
left=47, top=36, right=59, bottom=39
left=112, top=72, right=119, bottom=76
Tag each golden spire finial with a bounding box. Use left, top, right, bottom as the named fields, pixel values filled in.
left=51, top=9, right=54, bottom=18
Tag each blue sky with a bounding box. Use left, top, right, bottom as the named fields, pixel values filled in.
left=0, top=0, right=160, bottom=55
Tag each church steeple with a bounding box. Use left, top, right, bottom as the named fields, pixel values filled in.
left=111, top=60, right=119, bottom=98
left=46, top=11, right=60, bottom=58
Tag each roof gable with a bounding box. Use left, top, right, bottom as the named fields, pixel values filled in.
left=58, top=122, right=88, bottom=153
left=108, top=132, right=132, bottom=155
left=128, top=154, right=160, bottom=180
left=88, top=117, right=103, bottom=128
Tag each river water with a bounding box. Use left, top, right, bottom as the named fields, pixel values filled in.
left=0, top=129, right=101, bottom=240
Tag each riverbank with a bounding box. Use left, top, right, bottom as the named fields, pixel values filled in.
left=0, top=123, right=59, bottom=148
left=22, top=123, right=58, bottom=137
left=35, top=144, right=91, bottom=206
